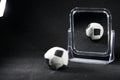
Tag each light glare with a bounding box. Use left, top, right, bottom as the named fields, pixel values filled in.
left=0, top=0, right=7, bottom=17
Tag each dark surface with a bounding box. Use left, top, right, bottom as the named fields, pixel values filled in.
left=0, top=51, right=120, bottom=80
left=0, top=0, right=120, bottom=80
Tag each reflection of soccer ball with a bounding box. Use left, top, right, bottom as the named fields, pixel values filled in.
left=44, top=47, right=68, bottom=70
left=86, top=23, right=104, bottom=40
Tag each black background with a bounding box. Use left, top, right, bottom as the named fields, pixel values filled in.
left=0, top=0, right=120, bottom=57
left=0, top=0, right=120, bottom=80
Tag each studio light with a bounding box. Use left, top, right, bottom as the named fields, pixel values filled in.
left=0, top=0, right=7, bottom=17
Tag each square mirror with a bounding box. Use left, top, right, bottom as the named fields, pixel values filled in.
left=68, top=7, right=115, bottom=64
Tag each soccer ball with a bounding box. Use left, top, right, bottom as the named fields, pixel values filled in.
left=86, top=22, right=104, bottom=40
left=44, top=47, right=68, bottom=70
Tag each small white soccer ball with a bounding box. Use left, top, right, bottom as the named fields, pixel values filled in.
left=44, top=47, right=68, bottom=70
left=86, top=22, right=104, bottom=40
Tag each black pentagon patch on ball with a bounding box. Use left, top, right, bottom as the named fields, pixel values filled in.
left=55, top=50, right=63, bottom=57
left=45, top=59, right=50, bottom=66
left=94, top=29, right=100, bottom=35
